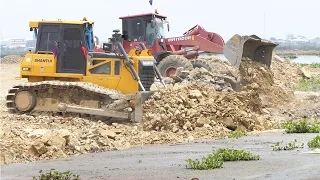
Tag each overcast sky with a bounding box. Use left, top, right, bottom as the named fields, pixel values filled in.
left=0, top=0, right=319, bottom=41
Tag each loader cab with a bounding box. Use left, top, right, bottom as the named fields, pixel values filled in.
left=30, top=20, right=96, bottom=74
left=119, top=12, right=169, bottom=47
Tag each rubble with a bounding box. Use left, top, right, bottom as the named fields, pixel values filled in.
left=143, top=83, right=270, bottom=132
left=0, top=113, right=228, bottom=165
left=239, top=57, right=294, bottom=107
left=0, top=55, right=22, bottom=64
left=1, top=54, right=319, bottom=166
left=271, top=55, right=306, bottom=88
left=151, top=66, right=236, bottom=92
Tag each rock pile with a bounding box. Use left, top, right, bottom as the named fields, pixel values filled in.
left=152, top=66, right=236, bottom=92
left=0, top=55, right=22, bottom=64
left=143, top=83, right=270, bottom=132
left=271, top=55, right=305, bottom=88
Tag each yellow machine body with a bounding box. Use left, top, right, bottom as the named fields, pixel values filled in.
left=19, top=49, right=155, bottom=95
left=6, top=19, right=159, bottom=122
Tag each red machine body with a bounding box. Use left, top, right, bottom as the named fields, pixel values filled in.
left=98, top=12, right=224, bottom=62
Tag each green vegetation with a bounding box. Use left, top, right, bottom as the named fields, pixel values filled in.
left=33, top=169, right=80, bottom=180
left=307, top=136, right=320, bottom=148
left=215, top=149, right=260, bottom=161
left=282, top=120, right=320, bottom=133
left=284, top=55, right=298, bottom=59
left=299, top=63, right=320, bottom=68
left=271, top=139, right=304, bottom=151
left=291, top=77, right=320, bottom=91
left=228, top=128, right=247, bottom=139
left=185, top=148, right=260, bottom=170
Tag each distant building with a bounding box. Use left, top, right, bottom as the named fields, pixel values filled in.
left=1, top=39, right=26, bottom=48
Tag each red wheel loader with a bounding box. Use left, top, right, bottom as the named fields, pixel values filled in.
left=96, top=10, right=278, bottom=77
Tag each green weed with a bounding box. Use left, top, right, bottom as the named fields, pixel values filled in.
left=33, top=169, right=80, bottom=180
left=228, top=128, right=247, bottom=139
left=185, top=152, right=224, bottom=170
left=291, top=77, right=320, bottom=91
left=215, top=149, right=260, bottom=161
left=307, top=136, right=320, bottom=148
left=282, top=120, right=320, bottom=133
left=299, top=63, right=320, bottom=68
left=271, top=139, right=304, bottom=151
left=185, top=148, right=259, bottom=170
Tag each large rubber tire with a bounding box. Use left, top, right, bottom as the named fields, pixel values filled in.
left=157, top=55, right=193, bottom=77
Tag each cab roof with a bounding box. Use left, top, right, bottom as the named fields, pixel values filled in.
left=119, top=13, right=167, bottom=19
left=29, top=20, right=94, bottom=28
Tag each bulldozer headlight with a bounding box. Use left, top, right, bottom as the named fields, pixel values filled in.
left=140, top=60, right=154, bottom=66
left=22, top=67, right=31, bottom=71
left=160, top=38, right=164, bottom=42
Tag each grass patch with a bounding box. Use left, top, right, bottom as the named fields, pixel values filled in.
left=228, top=128, right=247, bottom=139
left=307, top=136, right=320, bottom=148
left=282, top=120, right=320, bottom=133
left=291, top=77, right=320, bottom=91
left=271, top=139, right=304, bottom=151
left=185, top=148, right=259, bottom=170
left=33, top=169, right=80, bottom=180
left=299, top=63, right=320, bottom=68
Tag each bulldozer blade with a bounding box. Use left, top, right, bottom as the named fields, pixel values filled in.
left=223, top=34, right=278, bottom=69
left=132, top=91, right=155, bottom=123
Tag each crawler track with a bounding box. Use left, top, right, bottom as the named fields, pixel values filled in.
left=5, top=81, right=132, bottom=118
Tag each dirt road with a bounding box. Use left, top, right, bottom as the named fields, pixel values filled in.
left=1, top=130, right=320, bottom=180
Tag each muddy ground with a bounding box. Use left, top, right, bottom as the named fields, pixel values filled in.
left=1, top=130, right=320, bottom=180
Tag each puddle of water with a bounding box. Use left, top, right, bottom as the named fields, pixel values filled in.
left=301, top=148, right=320, bottom=154
left=290, top=55, right=320, bottom=64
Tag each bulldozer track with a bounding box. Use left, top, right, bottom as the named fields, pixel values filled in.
left=5, top=81, right=131, bottom=118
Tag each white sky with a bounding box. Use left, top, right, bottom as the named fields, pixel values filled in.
left=0, top=0, right=319, bottom=41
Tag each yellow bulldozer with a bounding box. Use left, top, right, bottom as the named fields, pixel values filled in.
left=5, top=18, right=277, bottom=122
left=6, top=18, right=166, bottom=122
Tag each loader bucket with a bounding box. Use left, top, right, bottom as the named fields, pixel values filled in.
left=223, top=34, right=278, bottom=69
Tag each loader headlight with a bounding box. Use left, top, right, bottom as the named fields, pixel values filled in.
left=160, top=38, right=164, bottom=43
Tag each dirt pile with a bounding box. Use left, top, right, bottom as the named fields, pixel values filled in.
left=143, top=83, right=270, bottom=132
left=239, top=57, right=293, bottom=107
left=300, top=65, right=320, bottom=78
left=0, top=55, right=22, bottom=64
left=271, top=55, right=305, bottom=88
left=0, top=112, right=229, bottom=165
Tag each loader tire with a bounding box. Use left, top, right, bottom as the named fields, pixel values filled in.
left=157, top=55, right=193, bottom=77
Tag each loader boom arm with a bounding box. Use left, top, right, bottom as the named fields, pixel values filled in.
left=164, top=24, right=224, bottom=54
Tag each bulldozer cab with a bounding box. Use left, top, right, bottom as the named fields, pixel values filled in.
left=119, top=12, right=169, bottom=47
left=29, top=20, right=95, bottom=74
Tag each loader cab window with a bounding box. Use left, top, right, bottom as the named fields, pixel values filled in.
left=146, top=18, right=166, bottom=46
left=131, top=19, right=145, bottom=41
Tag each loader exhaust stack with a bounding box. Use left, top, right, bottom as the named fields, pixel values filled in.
left=223, top=34, right=278, bottom=68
